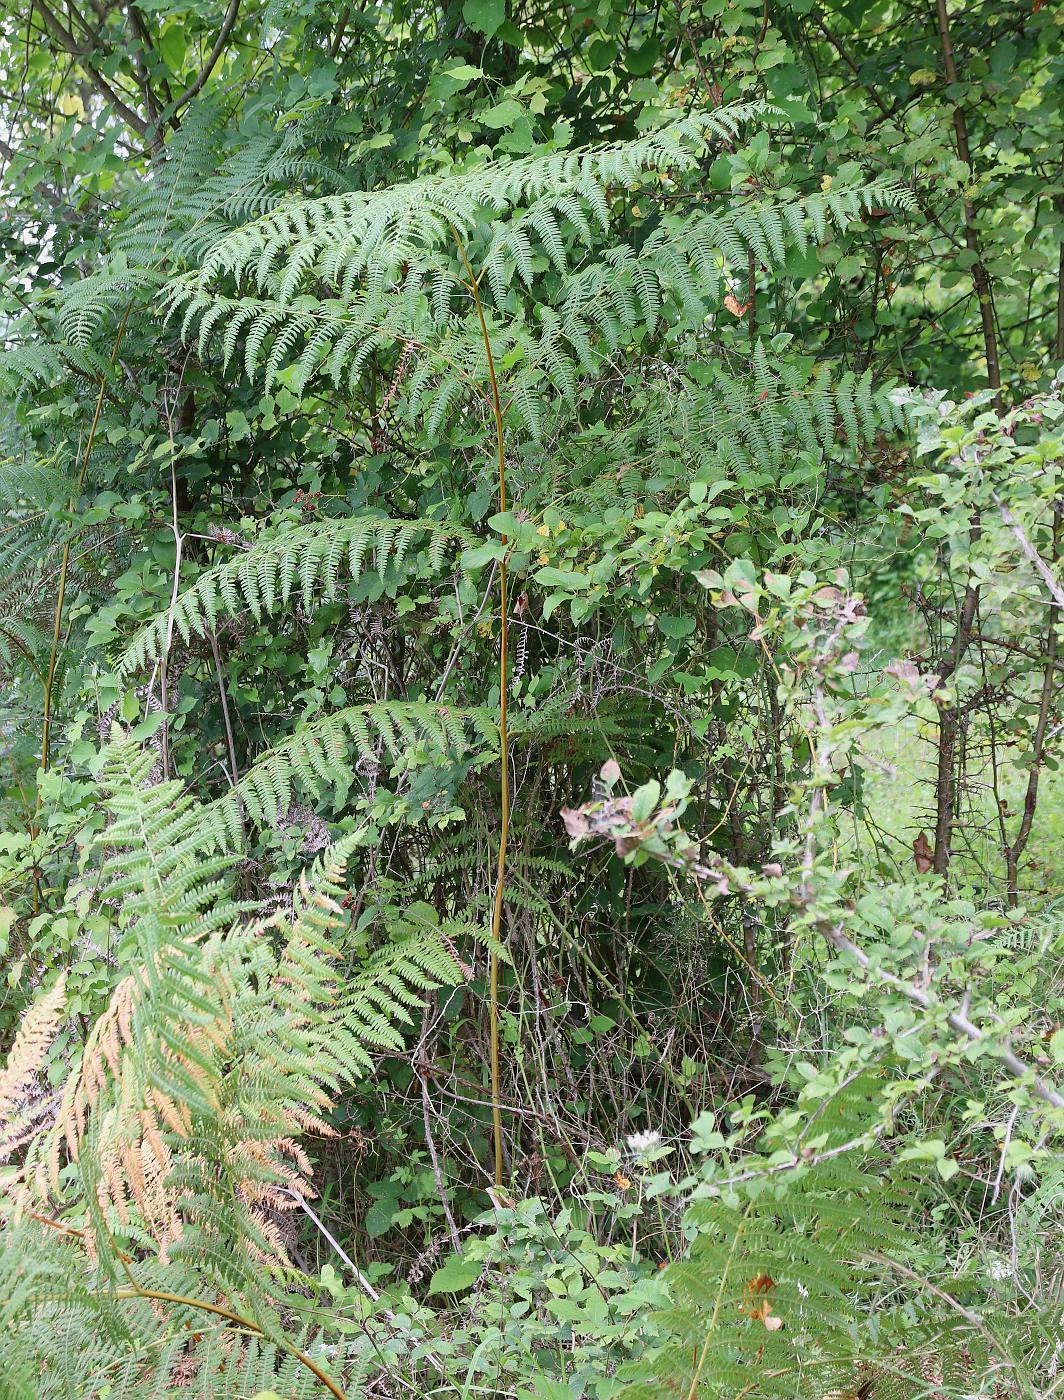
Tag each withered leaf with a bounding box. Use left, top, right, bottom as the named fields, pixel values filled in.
left=912, top=831, right=934, bottom=874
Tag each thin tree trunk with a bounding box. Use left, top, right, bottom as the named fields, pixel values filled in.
left=930, top=0, right=1001, bottom=879
left=1004, top=506, right=1061, bottom=903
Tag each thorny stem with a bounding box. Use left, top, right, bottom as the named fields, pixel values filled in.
left=451, top=225, right=509, bottom=1188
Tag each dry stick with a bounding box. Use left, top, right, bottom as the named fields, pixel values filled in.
left=451, top=225, right=510, bottom=1189
left=931, top=576, right=978, bottom=878
left=991, top=1103, right=1020, bottom=1206
left=158, top=365, right=192, bottom=779
left=283, top=1188, right=448, bottom=1378
left=996, top=496, right=1064, bottom=611
left=866, top=1252, right=985, bottom=1329
left=417, top=1001, right=462, bottom=1253
left=39, top=302, right=134, bottom=790
left=421, top=1067, right=462, bottom=1251
left=102, top=1223, right=349, bottom=1398
left=208, top=627, right=243, bottom=802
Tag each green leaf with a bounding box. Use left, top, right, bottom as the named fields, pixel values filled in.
left=159, top=23, right=185, bottom=71
left=0, top=907, right=14, bottom=957
left=657, top=614, right=696, bottom=639
left=480, top=100, right=523, bottom=130
left=630, top=780, right=660, bottom=824
left=428, top=64, right=483, bottom=101
left=627, top=37, right=660, bottom=76
left=364, top=1195, right=397, bottom=1238
left=535, top=566, right=588, bottom=589
left=428, top=1256, right=481, bottom=1294
left=130, top=710, right=167, bottom=742
left=461, top=540, right=506, bottom=570
left=462, top=0, right=504, bottom=37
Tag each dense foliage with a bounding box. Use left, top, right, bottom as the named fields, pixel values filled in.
left=1, top=0, right=1063, bottom=1395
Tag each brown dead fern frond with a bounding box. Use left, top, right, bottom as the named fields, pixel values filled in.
left=0, top=973, right=66, bottom=1127
left=0, top=975, right=67, bottom=1183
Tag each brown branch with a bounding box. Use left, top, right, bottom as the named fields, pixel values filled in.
left=124, top=3, right=164, bottom=131
left=1000, top=503, right=1062, bottom=902
left=127, top=3, right=172, bottom=105
left=169, top=0, right=240, bottom=115
left=416, top=1003, right=462, bottom=1254
left=34, top=0, right=150, bottom=134
left=329, top=4, right=352, bottom=57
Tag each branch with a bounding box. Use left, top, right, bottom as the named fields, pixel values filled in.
left=995, top=495, right=1064, bottom=610
left=799, top=682, right=1064, bottom=1111
left=169, top=0, right=240, bottom=114
left=819, top=918, right=1064, bottom=1111
left=113, top=1282, right=347, bottom=1399
left=34, top=0, right=150, bottom=135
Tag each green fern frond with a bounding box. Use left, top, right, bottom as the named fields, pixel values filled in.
left=5, top=736, right=477, bottom=1393
left=117, top=514, right=476, bottom=674
left=620, top=1083, right=980, bottom=1400
left=204, top=700, right=499, bottom=845
left=163, top=105, right=911, bottom=440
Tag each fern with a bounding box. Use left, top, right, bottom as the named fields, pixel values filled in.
left=200, top=697, right=645, bottom=849
left=118, top=513, right=476, bottom=674
left=203, top=700, right=499, bottom=846
left=619, top=1086, right=983, bottom=1400
left=165, top=106, right=913, bottom=439
left=1, top=735, right=477, bottom=1394
left=0, top=1210, right=380, bottom=1398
